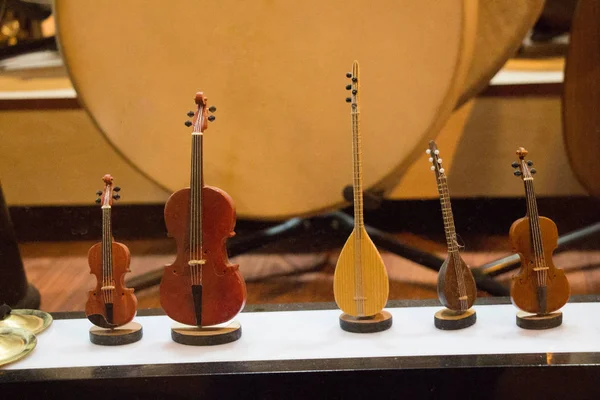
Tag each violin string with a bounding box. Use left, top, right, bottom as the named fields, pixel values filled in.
left=528, top=175, right=547, bottom=285
left=524, top=167, right=546, bottom=288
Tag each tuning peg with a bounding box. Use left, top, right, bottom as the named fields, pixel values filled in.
left=208, top=106, right=217, bottom=113
left=96, top=190, right=102, bottom=196
left=346, top=72, right=352, bottom=78
left=438, top=158, right=443, bottom=164
left=345, top=84, right=351, bottom=90
left=95, top=198, right=101, bottom=204
left=527, top=160, right=534, bottom=166
left=430, top=166, right=435, bottom=171
left=428, top=157, right=433, bottom=163
left=439, top=168, right=445, bottom=174
left=530, top=168, right=537, bottom=174
left=345, top=97, right=352, bottom=103
left=511, top=161, right=519, bottom=168
left=208, top=115, right=216, bottom=122
left=184, top=121, right=192, bottom=127
left=426, top=149, right=431, bottom=155
left=187, top=111, right=194, bottom=117
left=514, top=170, right=522, bottom=176
left=351, top=77, right=357, bottom=82
left=113, top=194, right=121, bottom=200
left=434, top=150, right=439, bottom=155
left=113, top=186, right=121, bottom=192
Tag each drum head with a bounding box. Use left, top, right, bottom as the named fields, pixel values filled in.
left=55, top=0, right=476, bottom=219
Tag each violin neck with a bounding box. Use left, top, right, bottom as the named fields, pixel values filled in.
left=523, top=177, right=546, bottom=264
left=101, top=205, right=113, bottom=286
left=190, top=132, right=204, bottom=256
left=437, top=174, right=458, bottom=254
left=351, top=101, right=364, bottom=230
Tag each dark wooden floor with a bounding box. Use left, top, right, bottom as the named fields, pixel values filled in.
left=19, top=233, right=600, bottom=312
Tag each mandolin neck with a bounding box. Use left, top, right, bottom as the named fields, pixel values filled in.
left=437, top=174, right=458, bottom=254
left=101, top=205, right=113, bottom=286
left=190, top=132, right=204, bottom=258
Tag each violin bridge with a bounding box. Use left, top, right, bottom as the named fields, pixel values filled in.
left=458, top=295, right=468, bottom=300
left=533, top=266, right=549, bottom=271
left=101, top=285, right=115, bottom=290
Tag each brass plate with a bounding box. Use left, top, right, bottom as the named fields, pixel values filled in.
left=0, top=309, right=53, bottom=335
left=0, top=327, right=37, bottom=367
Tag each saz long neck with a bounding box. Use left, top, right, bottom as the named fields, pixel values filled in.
left=101, top=204, right=113, bottom=286
left=436, top=174, right=459, bottom=254
left=190, top=131, right=204, bottom=257
left=351, top=96, right=363, bottom=229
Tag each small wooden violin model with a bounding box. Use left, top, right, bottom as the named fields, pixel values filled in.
left=160, top=92, right=246, bottom=327
left=333, top=61, right=389, bottom=317
left=427, top=141, right=476, bottom=312
left=86, top=175, right=137, bottom=328
left=510, top=147, right=570, bottom=314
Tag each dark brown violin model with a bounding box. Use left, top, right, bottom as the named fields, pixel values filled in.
left=160, top=92, right=246, bottom=327
left=86, top=175, right=137, bottom=328
left=427, top=141, right=477, bottom=312
left=510, top=147, right=570, bottom=314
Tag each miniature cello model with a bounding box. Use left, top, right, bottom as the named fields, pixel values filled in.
left=333, top=61, right=390, bottom=322
left=86, top=175, right=137, bottom=328
left=427, top=141, right=477, bottom=315
left=510, top=148, right=570, bottom=316
left=160, top=92, right=246, bottom=327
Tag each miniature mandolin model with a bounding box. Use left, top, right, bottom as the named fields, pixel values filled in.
left=333, top=61, right=390, bottom=320
left=510, top=148, right=570, bottom=317
left=427, top=141, right=477, bottom=314
left=86, top=175, right=137, bottom=329
left=160, top=92, right=246, bottom=327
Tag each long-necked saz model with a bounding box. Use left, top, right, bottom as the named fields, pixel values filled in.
left=333, top=61, right=391, bottom=332
left=160, top=92, right=246, bottom=327
left=86, top=175, right=137, bottom=329
left=427, top=141, right=477, bottom=329
left=510, top=148, right=569, bottom=329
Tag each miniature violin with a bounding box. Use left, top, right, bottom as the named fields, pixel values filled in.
left=427, top=141, right=477, bottom=311
left=86, top=175, right=137, bottom=328
left=509, top=148, right=570, bottom=314
left=160, top=92, right=246, bottom=327
left=333, top=61, right=389, bottom=317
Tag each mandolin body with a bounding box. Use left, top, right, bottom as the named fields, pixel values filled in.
left=509, top=216, right=570, bottom=314
left=160, top=185, right=246, bottom=327
left=437, top=255, right=477, bottom=311
left=86, top=241, right=137, bottom=329
left=333, top=227, right=389, bottom=317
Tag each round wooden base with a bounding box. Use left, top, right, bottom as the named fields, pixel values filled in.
left=339, top=311, right=393, bottom=333
left=516, top=311, right=563, bottom=330
left=171, top=320, right=242, bottom=346
left=89, top=322, right=143, bottom=346
left=434, top=308, right=477, bottom=330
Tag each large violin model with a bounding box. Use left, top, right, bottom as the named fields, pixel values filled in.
left=333, top=61, right=389, bottom=317
left=426, top=141, right=477, bottom=312
left=160, top=92, right=246, bottom=327
left=86, top=175, right=137, bottom=328
left=510, top=148, right=570, bottom=314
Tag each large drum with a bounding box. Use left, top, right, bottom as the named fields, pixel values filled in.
left=55, top=0, right=478, bottom=219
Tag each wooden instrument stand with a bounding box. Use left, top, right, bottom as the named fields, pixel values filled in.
left=434, top=309, right=476, bottom=330
left=516, top=311, right=562, bottom=330
left=171, top=321, right=242, bottom=346
left=339, top=311, right=392, bottom=334
left=89, top=322, right=143, bottom=346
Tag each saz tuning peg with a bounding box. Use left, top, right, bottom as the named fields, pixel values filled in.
left=187, top=111, right=194, bottom=117
left=345, top=97, right=351, bottom=103
left=346, top=72, right=352, bottom=78
left=184, top=121, right=193, bottom=127
left=345, top=84, right=351, bottom=90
